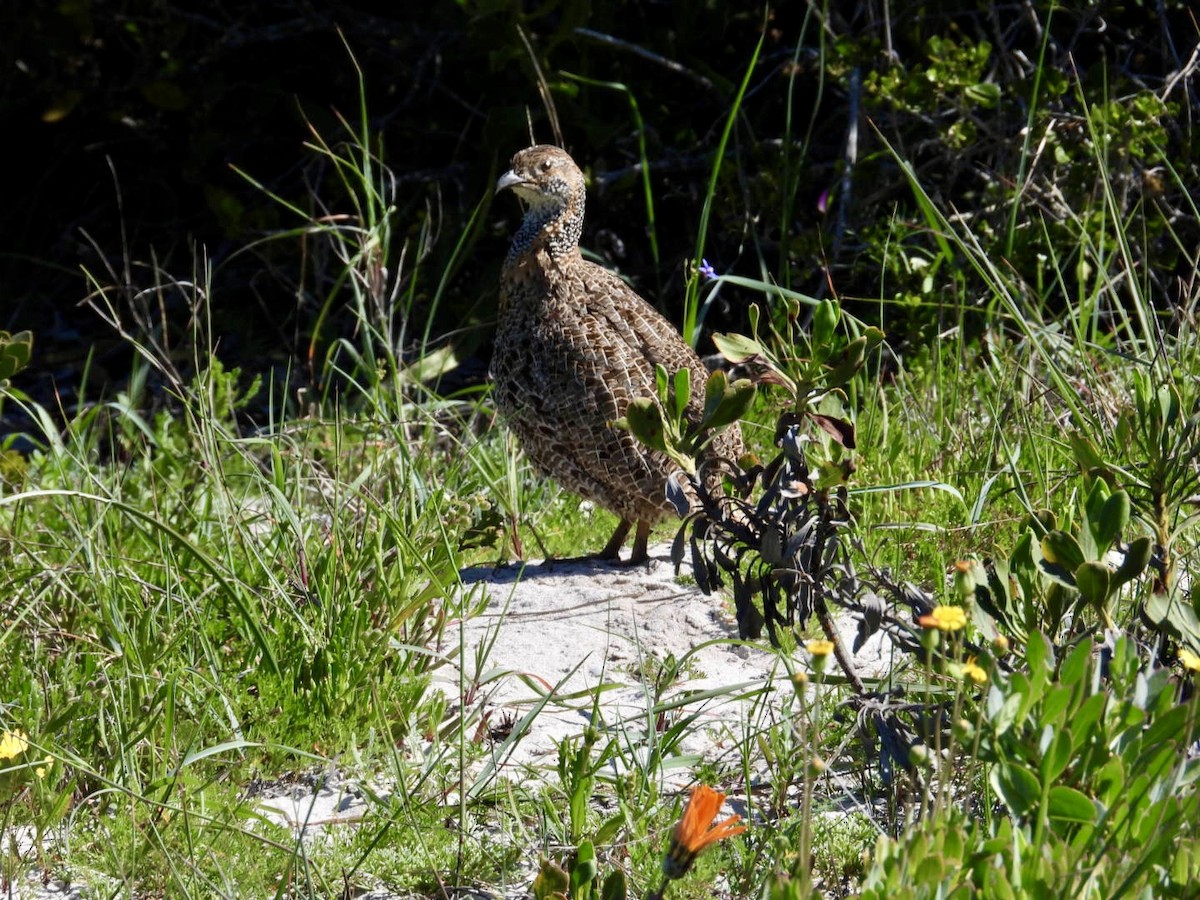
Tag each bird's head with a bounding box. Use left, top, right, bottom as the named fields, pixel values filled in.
left=496, top=145, right=584, bottom=214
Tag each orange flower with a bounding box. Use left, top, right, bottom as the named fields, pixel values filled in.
left=662, top=784, right=747, bottom=880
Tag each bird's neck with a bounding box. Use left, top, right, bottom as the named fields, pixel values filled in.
left=507, top=191, right=585, bottom=264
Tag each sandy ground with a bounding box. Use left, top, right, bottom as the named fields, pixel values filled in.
left=448, top=547, right=785, bottom=776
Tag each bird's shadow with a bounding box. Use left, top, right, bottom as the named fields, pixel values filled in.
left=458, top=554, right=668, bottom=585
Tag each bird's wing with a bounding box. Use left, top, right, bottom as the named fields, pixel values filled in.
left=573, top=263, right=710, bottom=408
left=574, top=263, right=745, bottom=463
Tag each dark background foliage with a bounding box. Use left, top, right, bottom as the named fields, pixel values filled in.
left=3, top=0, right=1197, bottom=421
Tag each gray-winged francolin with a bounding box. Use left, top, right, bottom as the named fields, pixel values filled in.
left=493, top=145, right=743, bottom=563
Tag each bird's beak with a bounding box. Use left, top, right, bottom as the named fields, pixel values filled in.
left=495, top=170, right=523, bottom=195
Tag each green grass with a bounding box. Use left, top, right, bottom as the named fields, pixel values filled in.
left=3, top=13, right=1200, bottom=898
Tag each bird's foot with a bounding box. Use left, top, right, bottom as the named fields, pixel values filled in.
left=605, top=520, right=652, bottom=566
left=542, top=520, right=653, bottom=567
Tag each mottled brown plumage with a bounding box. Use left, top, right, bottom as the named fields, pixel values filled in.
left=494, top=145, right=743, bottom=563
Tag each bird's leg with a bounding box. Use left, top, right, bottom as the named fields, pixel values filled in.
left=540, top=519, right=642, bottom=568
left=623, top=520, right=652, bottom=565
left=598, top=519, right=633, bottom=560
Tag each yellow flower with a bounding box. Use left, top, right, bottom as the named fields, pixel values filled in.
left=1181, top=648, right=1200, bottom=673
left=36, top=755, right=53, bottom=779
left=0, top=729, right=29, bottom=760
left=918, top=605, right=968, bottom=632
left=961, top=658, right=988, bottom=684
left=662, top=784, right=747, bottom=880
left=805, top=639, right=835, bottom=657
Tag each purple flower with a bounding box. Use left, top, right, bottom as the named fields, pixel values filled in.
left=817, top=187, right=831, bottom=215
left=698, top=258, right=717, bottom=281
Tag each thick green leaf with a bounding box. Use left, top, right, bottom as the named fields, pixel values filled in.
left=1037, top=530, right=1085, bottom=592
left=725, top=378, right=757, bottom=424
left=1010, top=530, right=1041, bottom=630
left=595, top=813, right=624, bottom=847
left=1025, top=632, right=1053, bottom=680
left=1068, top=431, right=1107, bottom=475
left=615, top=398, right=667, bottom=452
left=980, top=865, right=1018, bottom=900
left=703, top=368, right=728, bottom=419
left=570, top=781, right=590, bottom=841
left=1141, top=702, right=1191, bottom=750
left=712, top=331, right=764, bottom=364
left=1171, top=842, right=1199, bottom=891
left=1042, top=728, right=1073, bottom=781
left=1047, top=785, right=1096, bottom=824
left=824, top=334, right=868, bottom=388
left=1143, top=584, right=1200, bottom=650
left=1074, top=561, right=1111, bottom=608
left=654, top=363, right=669, bottom=399
left=570, top=839, right=597, bottom=890
left=914, top=854, right=949, bottom=885
left=1095, top=756, right=1126, bottom=808
left=1027, top=508, right=1058, bottom=536
left=812, top=298, right=840, bottom=351
left=990, top=687, right=1024, bottom=737
left=1044, top=583, right=1071, bottom=634
left=1041, top=685, right=1073, bottom=730
left=1157, top=383, right=1179, bottom=428
left=966, top=81, right=1001, bottom=108
left=1041, top=531, right=1086, bottom=573
left=700, top=373, right=756, bottom=432
left=860, top=326, right=886, bottom=353
left=1069, top=693, right=1107, bottom=752
left=747, top=302, right=761, bottom=338
left=1094, top=490, right=1130, bottom=551
left=990, top=761, right=1041, bottom=818
left=1112, top=536, right=1152, bottom=590
left=1058, top=637, right=1093, bottom=687
left=1079, top=478, right=1110, bottom=560
left=672, top=367, right=691, bottom=418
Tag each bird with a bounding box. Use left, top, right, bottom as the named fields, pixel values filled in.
left=493, top=144, right=744, bottom=564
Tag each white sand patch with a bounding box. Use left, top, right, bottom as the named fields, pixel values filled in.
left=443, top=544, right=891, bottom=786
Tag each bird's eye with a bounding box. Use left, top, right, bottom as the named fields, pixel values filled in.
left=539, top=159, right=552, bottom=172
